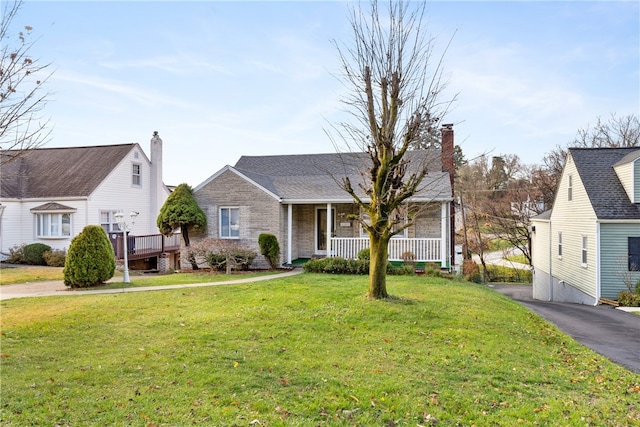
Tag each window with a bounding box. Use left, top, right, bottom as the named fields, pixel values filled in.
left=567, top=175, right=573, bottom=201
left=36, top=213, right=71, bottom=238
left=100, top=211, right=119, bottom=233
left=132, top=163, right=141, bottom=186
left=581, top=235, right=588, bottom=265
left=220, top=207, right=239, bottom=238
left=629, top=237, right=640, bottom=271
left=558, top=232, right=562, bottom=257
left=359, top=208, right=407, bottom=238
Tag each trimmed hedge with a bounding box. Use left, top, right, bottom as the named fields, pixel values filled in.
left=303, top=257, right=414, bottom=276
left=23, top=243, right=51, bottom=265
left=258, top=233, right=280, bottom=269
left=206, top=249, right=257, bottom=271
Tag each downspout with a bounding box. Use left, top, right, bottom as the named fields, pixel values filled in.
left=548, top=220, right=553, bottom=301
left=287, top=204, right=292, bottom=264
left=595, top=222, right=601, bottom=306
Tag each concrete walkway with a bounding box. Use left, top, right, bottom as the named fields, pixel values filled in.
left=491, top=284, right=640, bottom=374
left=0, top=269, right=304, bottom=301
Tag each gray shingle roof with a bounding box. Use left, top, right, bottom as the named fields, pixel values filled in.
left=1, top=144, right=135, bottom=199
left=569, top=147, right=640, bottom=220
left=233, top=150, right=452, bottom=202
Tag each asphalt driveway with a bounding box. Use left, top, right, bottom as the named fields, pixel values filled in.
left=491, top=284, right=640, bottom=374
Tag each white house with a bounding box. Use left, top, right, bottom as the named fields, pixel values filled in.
left=0, top=132, right=171, bottom=265
left=531, top=147, right=640, bottom=305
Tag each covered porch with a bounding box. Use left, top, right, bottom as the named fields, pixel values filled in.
left=282, top=201, right=451, bottom=267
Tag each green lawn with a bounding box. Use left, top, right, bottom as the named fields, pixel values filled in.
left=1, top=274, right=638, bottom=426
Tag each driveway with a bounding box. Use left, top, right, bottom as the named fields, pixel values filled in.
left=491, top=284, right=640, bottom=374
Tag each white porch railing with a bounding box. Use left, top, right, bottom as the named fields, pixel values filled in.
left=330, top=237, right=442, bottom=262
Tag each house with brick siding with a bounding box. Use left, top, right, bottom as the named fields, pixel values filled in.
left=192, top=127, right=457, bottom=269
left=531, top=147, right=640, bottom=305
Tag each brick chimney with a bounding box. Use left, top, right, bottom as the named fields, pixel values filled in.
left=441, top=124, right=456, bottom=268
left=441, top=123, right=454, bottom=194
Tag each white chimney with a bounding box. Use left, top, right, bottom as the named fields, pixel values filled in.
left=150, top=131, right=163, bottom=232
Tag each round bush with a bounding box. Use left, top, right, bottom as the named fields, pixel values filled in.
left=23, top=243, right=51, bottom=265
left=63, top=225, right=115, bottom=288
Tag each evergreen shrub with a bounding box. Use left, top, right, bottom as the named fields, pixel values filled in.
left=22, top=243, right=51, bottom=265
left=63, top=225, right=115, bottom=288
left=258, top=233, right=280, bottom=269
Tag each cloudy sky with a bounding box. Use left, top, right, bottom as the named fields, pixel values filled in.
left=11, top=0, right=640, bottom=186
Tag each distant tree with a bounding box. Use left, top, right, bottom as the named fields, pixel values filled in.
left=64, top=226, right=115, bottom=288
left=0, top=0, right=53, bottom=166
left=541, top=113, right=640, bottom=207
left=157, top=183, right=207, bottom=270
left=330, top=0, right=455, bottom=299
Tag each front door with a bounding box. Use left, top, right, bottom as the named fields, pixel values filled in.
left=315, top=208, right=335, bottom=254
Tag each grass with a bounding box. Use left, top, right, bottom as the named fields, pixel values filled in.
left=505, top=254, right=528, bottom=265
left=0, top=266, right=64, bottom=285
left=0, top=265, right=280, bottom=288
left=1, top=274, right=639, bottom=426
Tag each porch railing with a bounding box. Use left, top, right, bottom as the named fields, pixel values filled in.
left=114, top=233, right=181, bottom=260
left=330, top=237, right=442, bottom=262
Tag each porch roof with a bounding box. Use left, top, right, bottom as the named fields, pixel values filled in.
left=232, top=151, right=453, bottom=204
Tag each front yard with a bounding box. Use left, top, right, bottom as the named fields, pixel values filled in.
left=1, top=274, right=638, bottom=425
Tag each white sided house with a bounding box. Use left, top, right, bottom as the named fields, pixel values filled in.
left=531, top=147, right=640, bottom=305
left=0, top=132, right=174, bottom=267
left=192, top=126, right=457, bottom=269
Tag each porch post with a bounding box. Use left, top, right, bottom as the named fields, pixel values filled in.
left=287, top=204, right=292, bottom=264
left=326, top=202, right=332, bottom=257
left=441, top=202, right=448, bottom=268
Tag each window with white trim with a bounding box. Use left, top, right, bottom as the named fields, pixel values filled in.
left=567, top=175, right=573, bottom=201
left=36, top=213, right=72, bottom=238
left=359, top=209, right=407, bottom=238
left=220, top=207, right=240, bottom=238
left=558, top=232, right=562, bottom=257
left=132, top=163, right=141, bottom=186
left=629, top=237, right=640, bottom=271
left=581, top=235, right=588, bottom=266
left=100, top=211, right=120, bottom=233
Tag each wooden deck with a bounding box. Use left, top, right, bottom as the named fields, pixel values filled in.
left=113, top=233, right=180, bottom=260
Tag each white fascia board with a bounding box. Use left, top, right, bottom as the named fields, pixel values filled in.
left=596, top=219, right=640, bottom=224
left=280, top=198, right=361, bottom=205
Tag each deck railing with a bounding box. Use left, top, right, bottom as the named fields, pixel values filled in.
left=114, top=233, right=181, bottom=260
left=330, top=237, right=442, bottom=262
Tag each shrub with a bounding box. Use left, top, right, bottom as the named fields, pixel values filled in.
left=22, top=243, right=51, bottom=265
left=258, top=233, right=280, bottom=269
left=462, top=259, right=482, bottom=283
left=6, top=244, right=25, bottom=264
left=617, top=290, right=640, bottom=307
left=303, top=257, right=414, bottom=276
left=63, top=225, right=115, bottom=288
left=206, top=249, right=257, bottom=271
left=43, top=249, right=67, bottom=267
left=357, top=248, right=370, bottom=261
left=423, top=262, right=442, bottom=277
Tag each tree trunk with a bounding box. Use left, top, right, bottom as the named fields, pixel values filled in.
left=368, top=235, right=390, bottom=299
left=181, top=225, right=199, bottom=270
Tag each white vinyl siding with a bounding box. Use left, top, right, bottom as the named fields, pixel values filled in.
left=549, top=155, right=598, bottom=299
left=599, top=223, right=640, bottom=299
left=613, top=157, right=640, bottom=203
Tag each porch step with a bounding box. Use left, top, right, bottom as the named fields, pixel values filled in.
left=599, top=297, right=619, bottom=307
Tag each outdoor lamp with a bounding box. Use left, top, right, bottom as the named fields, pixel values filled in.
left=114, top=211, right=138, bottom=284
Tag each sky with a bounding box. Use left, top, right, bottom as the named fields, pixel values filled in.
left=9, top=0, right=640, bottom=187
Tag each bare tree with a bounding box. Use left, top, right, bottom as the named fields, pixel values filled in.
left=0, top=0, right=53, bottom=166
left=330, top=0, right=455, bottom=299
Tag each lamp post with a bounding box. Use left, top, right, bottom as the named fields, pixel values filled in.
left=114, top=211, right=138, bottom=283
